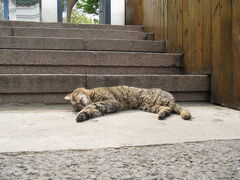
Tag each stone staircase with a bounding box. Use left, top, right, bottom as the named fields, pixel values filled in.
left=0, top=21, right=210, bottom=104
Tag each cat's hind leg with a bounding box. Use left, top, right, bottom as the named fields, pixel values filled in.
left=76, top=100, right=123, bottom=122
left=170, top=103, right=191, bottom=120
left=139, top=104, right=172, bottom=120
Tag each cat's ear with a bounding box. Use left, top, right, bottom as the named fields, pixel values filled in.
left=64, top=93, right=72, bottom=101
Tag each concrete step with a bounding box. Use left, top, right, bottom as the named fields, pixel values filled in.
left=0, top=74, right=210, bottom=104
left=0, top=26, right=152, bottom=40
left=0, top=50, right=181, bottom=75
left=0, top=36, right=165, bottom=52
left=0, top=20, right=143, bottom=32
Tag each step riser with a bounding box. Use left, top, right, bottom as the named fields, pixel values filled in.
left=0, top=50, right=181, bottom=74
left=0, top=92, right=210, bottom=104
left=0, top=75, right=210, bottom=103
left=0, top=21, right=143, bottom=31
left=0, top=74, right=210, bottom=92
left=0, top=27, right=151, bottom=40
left=0, top=50, right=181, bottom=66
left=0, top=66, right=181, bottom=75
left=0, top=37, right=165, bottom=52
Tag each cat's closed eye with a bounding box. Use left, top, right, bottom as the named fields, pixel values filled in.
left=76, top=93, right=91, bottom=106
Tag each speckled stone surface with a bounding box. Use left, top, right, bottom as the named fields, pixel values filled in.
left=1, top=140, right=240, bottom=180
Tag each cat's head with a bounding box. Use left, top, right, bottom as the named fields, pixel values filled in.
left=64, top=88, right=92, bottom=111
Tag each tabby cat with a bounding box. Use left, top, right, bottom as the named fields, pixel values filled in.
left=64, top=86, right=191, bottom=122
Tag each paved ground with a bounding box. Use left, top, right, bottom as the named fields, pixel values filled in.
left=0, top=103, right=240, bottom=152
left=0, top=103, right=240, bottom=179
left=0, top=139, right=240, bottom=180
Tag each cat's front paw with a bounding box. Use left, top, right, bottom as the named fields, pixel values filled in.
left=76, top=111, right=92, bottom=122
left=158, top=107, right=172, bottom=120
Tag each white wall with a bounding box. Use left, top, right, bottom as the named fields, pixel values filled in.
left=16, top=4, right=40, bottom=22
left=111, top=0, right=125, bottom=25
left=9, top=0, right=16, bottom=20
left=41, top=0, right=57, bottom=22
left=0, top=1, right=3, bottom=20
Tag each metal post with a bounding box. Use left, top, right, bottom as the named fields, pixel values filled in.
left=4, top=0, right=9, bottom=20
left=105, top=0, right=110, bottom=24
left=39, top=0, right=42, bottom=22
left=99, top=0, right=103, bottom=24
left=57, top=0, right=63, bottom=22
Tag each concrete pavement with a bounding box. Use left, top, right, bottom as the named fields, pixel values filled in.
left=0, top=102, right=239, bottom=152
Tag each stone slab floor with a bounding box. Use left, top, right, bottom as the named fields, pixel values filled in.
left=0, top=103, right=240, bottom=179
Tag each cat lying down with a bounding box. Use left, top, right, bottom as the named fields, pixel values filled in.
left=65, top=86, right=191, bottom=122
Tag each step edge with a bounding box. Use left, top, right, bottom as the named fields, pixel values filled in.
left=0, top=26, right=146, bottom=33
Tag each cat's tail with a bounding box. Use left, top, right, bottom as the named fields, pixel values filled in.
left=171, top=103, right=191, bottom=120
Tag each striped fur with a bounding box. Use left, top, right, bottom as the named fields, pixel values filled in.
left=64, top=86, right=191, bottom=122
